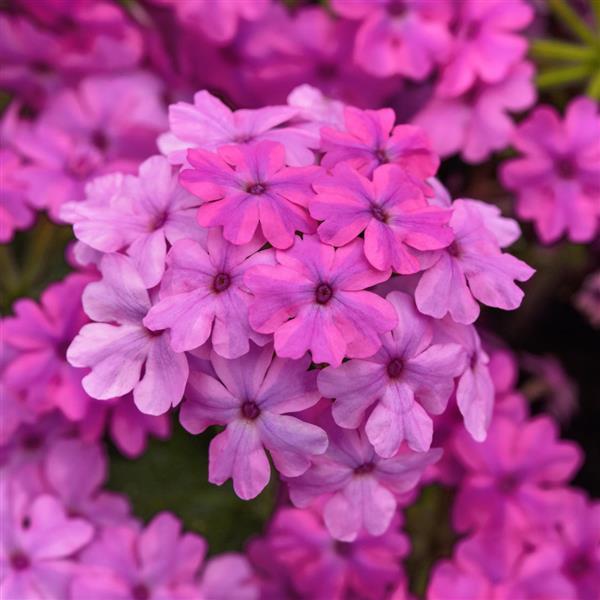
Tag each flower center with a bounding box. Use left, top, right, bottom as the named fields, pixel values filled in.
left=497, top=473, right=520, bottom=495
left=22, top=434, right=42, bottom=451
left=374, top=148, right=389, bottom=164
left=555, top=157, right=577, bottom=180
left=91, top=130, right=109, bottom=152
left=564, top=553, right=593, bottom=578
left=149, top=211, right=168, bottom=231
left=131, top=584, right=150, bottom=600
left=371, top=205, right=388, bottom=223
left=448, top=242, right=462, bottom=258
left=315, top=283, right=334, bottom=305
left=10, top=552, right=30, bottom=571
left=387, top=1, right=406, bottom=17
left=213, top=272, right=231, bottom=293
left=354, top=462, right=374, bottom=475
left=334, top=541, right=354, bottom=556
left=387, top=359, right=404, bottom=379
left=246, top=182, right=267, bottom=195
left=241, top=401, right=261, bottom=420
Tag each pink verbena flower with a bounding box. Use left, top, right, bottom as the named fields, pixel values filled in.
left=415, top=199, right=534, bottom=324
left=0, top=483, right=93, bottom=600
left=67, top=254, right=188, bottom=415
left=331, top=0, right=452, bottom=80
left=452, top=415, right=582, bottom=533
left=181, top=141, right=319, bottom=249
left=575, top=271, right=600, bottom=328
left=159, top=90, right=317, bottom=167
left=245, top=234, right=397, bottom=367
left=501, top=97, right=600, bottom=244
left=72, top=513, right=206, bottom=600
left=287, top=415, right=441, bottom=541
left=437, top=0, right=533, bottom=97
left=311, top=163, right=452, bottom=273
left=63, top=155, right=202, bottom=288
left=179, top=343, right=327, bottom=499
left=2, top=273, right=94, bottom=421
left=414, top=61, right=536, bottom=163
left=318, top=291, right=464, bottom=454
left=144, top=231, right=274, bottom=357
left=199, top=553, right=258, bottom=600
left=320, top=105, right=439, bottom=179
left=0, top=149, right=34, bottom=243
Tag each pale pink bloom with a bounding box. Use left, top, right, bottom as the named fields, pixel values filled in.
left=144, top=231, right=274, bottom=357
left=181, top=141, right=319, bottom=249
left=72, top=513, right=206, bottom=600
left=199, top=554, right=259, bottom=600
left=332, top=0, right=452, bottom=79
left=0, top=149, right=34, bottom=242
left=453, top=416, right=583, bottom=533
left=245, top=235, right=396, bottom=367
left=415, top=199, right=535, bottom=324
left=287, top=84, right=345, bottom=129
left=0, top=483, right=94, bottom=600
left=2, top=273, right=94, bottom=421
left=575, top=271, right=600, bottom=328
left=318, top=291, right=464, bottom=454
left=180, top=344, right=326, bottom=500
left=63, top=156, right=202, bottom=288
left=438, top=0, right=533, bottom=97
left=414, top=61, right=536, bottom=163
left=287, top=416, right=441, bottom=541
left=159, top=90, right=317, bottom=167
left=311, top=163, right=452, bottom=273
left=501, top=97, right=600, bottom=243
left=321, top=106, right=439, bottom=179
left=67, top=254, right=189, bottom=415
left=265, top=507, right=408, bottom=600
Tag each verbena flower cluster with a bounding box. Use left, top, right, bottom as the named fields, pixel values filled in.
left=1, top=1, right=599, bottom=599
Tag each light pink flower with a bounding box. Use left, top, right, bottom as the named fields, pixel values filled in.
left=199, top=554, right=258, bottom=600
left=0, top=149, right=34, bottom=243
left=144, top=231, right=274, bottom=357
left=501, top=97, right=600, bottom=243
left=180, top=343, right=326, bottom=499
left=311, top=163, right=452, bottom=273
left=321, top=105, right=439, bottom=179
left=67, top=254, right=189, bottom=415
left=437, top=0, right=533, bottom=97
left=318, top=291, right=464, bottom=454
left=181, top=141, right=319, bottom=249
left=332, top=0, right=452, bottom=80
left=288, top=416, right=441, bottom=541
left=159, top=89, right=317, bottom=167
left=63, top=155, right=202, bottom=288
left=415, top=199, right=535, bottom=324
left=245, top=235, right=397, bottom=367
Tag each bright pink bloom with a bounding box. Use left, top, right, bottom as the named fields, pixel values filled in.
left=332, top=0, right=451, bottom=79
left=287, top=416, right=441, bottom=541
left=414, top=61, right=536, bottom=163
left=501, top=97, right=600, bottom=243
left=453, top=416, right=582, bottom=533
left=63, top=156, right=202, bottom=288
left=0, top=149, right=34, bottom=243
left=245, top=235, right=396, bottom=367
left=321, top=106, right=439, bottom=179
left=72, top=513, right=206, bottom=600
left=311, top=163, right=452, bottom=273
left=181, top=141, right=319, bottom=249
left=437, top=0, right=533, bottom=97
left=318, top=291, right=464, bottom=453
left=415, top=199, right=534, bottom=324
left=180, top=344, right=326, bottom=499
left=0, top=484, right=93, bottom=600
left=159, top=90, right=317, bottom=167
left=67, top=254, right=189, bottom=415
left=144, top=231, right=274, bottom=357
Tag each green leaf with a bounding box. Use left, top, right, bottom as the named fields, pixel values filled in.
left=536, top=63, right=596, bottom=89
left=549, top=0, right=599, bottom=47
left=531, top=39, right=596, bottom=62
left=586, top=68, right=600, bottom=98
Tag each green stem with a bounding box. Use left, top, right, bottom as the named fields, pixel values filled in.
left=536, top=63, right=596, bottom=88
left=531, top=39, right=596, bottom=62
left=549, top=0, right=599, bottom=47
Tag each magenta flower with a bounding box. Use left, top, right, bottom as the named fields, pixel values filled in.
left=311, top=163, right=452, bottom=273
left=415, top=200, right=535, bottom=325
left=332, top=0, right=451, bottom=80
left=199, top=554, right=258, bottom=600
left=318, top=292, right=464, bottom=454
left=321, top=105, right=439, bottom=179
left=144, top=231, right=274, bottom=357
left=437, top=0, right=533, bottom=97
left=179, top=343, right=327, bottom=500
left=453, top=416, right=582, bottom=533
left=0, top=484, right=93, bottom=600
left=501, top=97, right=600, bottom=244
left=0, top=149, right=34, bottom=243
left=245, top=234, right=396, bottom=367
left=575, top=271, right=600, bottom=329
left=181, top=141, right=319, bottom=249
left=72, top=513, right=206, bottom=600
left=287, top=417, right=441, bottom=541
left=67, top=254, right=189, bottom=415
left=63, top=155, right=202, bottom=288
left=159, top=89, right=317, bottom=167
